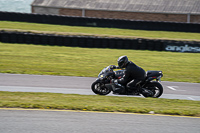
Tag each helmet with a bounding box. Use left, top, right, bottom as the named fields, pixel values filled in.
left=118, top=56, right=129, bottom=68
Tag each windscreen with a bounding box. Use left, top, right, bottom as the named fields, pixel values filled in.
left=98, top=66, right=112, bottom=77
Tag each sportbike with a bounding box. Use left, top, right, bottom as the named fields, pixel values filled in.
left=91, top=66, right=163, bottom=98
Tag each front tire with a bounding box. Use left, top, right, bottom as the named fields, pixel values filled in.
left=91, top=81, right=111, bottom=95
left=143, top=81, right=163, bottom=98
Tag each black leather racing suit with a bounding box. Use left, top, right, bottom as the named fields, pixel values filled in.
left=117, top=61, right=146, bottom=91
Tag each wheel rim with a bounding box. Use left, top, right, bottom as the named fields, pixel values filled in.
left=148, top=86, right=161, bottom=97
left=94, top=83, right=110, bottom=95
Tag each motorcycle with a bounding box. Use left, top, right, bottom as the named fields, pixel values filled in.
left=91, top=65, right=163, bottom=98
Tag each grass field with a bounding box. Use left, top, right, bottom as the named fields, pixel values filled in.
left=0, top=21, right=200, bottom=115
left=0, top=91, right=200, bottom=117
left=0, top=42, right=200, bottom=83
left=1, top=21, right=200, bottom=41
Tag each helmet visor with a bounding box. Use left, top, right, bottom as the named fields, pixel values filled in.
left=118, top=61, right=124, bottom=68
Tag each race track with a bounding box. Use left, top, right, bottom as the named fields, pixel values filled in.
left=0, top=73, right=200, bottom=100
left=0, top=108, right=200, bottom=133
left=0, top=73, right=200, bottom=133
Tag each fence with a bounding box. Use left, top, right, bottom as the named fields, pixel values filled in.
left=0, top=11, right=200, bottom=33
left=1, top=31, right=200, bottom=53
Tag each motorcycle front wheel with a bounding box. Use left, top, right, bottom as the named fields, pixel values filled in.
left=143, top=81, right=163, bottom=98
left=91, top=81, right=111, bottom=95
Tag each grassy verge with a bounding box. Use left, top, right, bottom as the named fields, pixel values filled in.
left=0, top=91, right=199, bottom=117
left=1, top=42, right=200, bottom=83
left=1, top=21, right=199, bottom=116
left=1, top=21, right=200, bottom=41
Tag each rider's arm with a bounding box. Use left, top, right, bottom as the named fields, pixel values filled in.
left=117, top=69, right=130, bottom=84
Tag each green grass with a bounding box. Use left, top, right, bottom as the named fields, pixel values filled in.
left=0, top=91, right=199, bottom=117
left=1, top=21, right=200, bottom=41
left=1, top=21, right=199, bottom=116
left=0, top=42, right=200, bottom=83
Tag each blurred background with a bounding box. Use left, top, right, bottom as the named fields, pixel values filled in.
left=0, top=0, right=32, bottom=13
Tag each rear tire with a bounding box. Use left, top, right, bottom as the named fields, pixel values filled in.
left=91, top=81, right=111, bottom=95
left=143, top=81, right=163, bottom=98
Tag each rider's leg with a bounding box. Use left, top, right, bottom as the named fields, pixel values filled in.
left=126, top=79, right=141, bottom=93
left=126, top=79, right=151, bottom=96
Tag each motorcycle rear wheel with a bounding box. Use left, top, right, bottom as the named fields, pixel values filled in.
left=143, top=81, right=163, bottom=98
left=91, top=81, right=111, bottom=95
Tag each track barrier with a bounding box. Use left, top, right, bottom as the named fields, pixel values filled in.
left=0, top=11, right=200, bottom=33
left=0, top=30, right=200, bottom=53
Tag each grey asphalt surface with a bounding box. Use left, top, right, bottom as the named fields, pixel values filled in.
left=0, top=73, right=200, bottom=133
left=0, top=109, right=199, bottom=133
left=0, top=73, right=200, bottom=100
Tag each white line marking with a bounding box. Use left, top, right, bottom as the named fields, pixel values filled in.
left=167, top=86, right=186, bottom=91
left=167, top=86, right=177, bottom=91
left=188, top=97, right=195, bottom=100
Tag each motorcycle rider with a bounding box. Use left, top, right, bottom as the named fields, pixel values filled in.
left=111, top=55, right=151, bottom=95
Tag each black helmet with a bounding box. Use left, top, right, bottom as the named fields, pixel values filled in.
left=118, top=56, right=129, bottom=68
